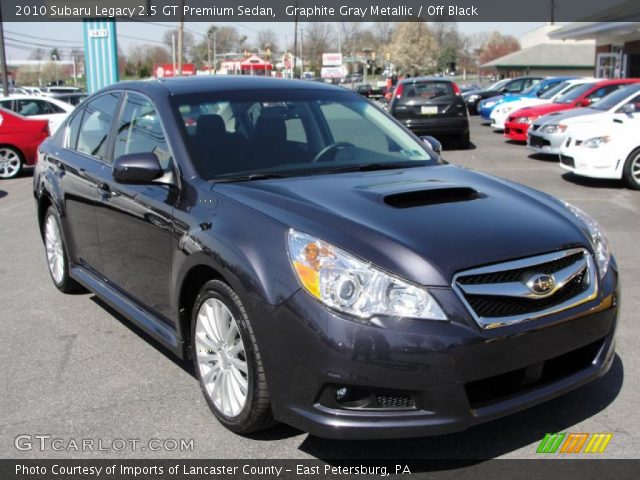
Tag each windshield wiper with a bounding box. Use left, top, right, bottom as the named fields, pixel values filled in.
left=320, top=162, right=428, bottom=174
left=213, top=172, right=290, bottom=183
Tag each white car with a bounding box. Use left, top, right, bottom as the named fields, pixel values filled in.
left=528, top=83, right=640, bottom=156
left=559, top=114, right=640, bottom=189
left=490, top=79, right=595, bottom=130
left=0, top=95, right=74, bottom=133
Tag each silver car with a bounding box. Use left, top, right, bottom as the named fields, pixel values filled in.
left=527, top=108, right=597, bottom=154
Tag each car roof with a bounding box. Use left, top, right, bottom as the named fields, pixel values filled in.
left=109, top=76, right=346, bottom=96
left=0, top=94, right=74, bottom=109
left=398, top=76, right=454, bottom=85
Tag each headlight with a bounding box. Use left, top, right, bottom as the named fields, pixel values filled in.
left=513, top=117, right=533, bottom=124
left=467, top=94, right=480, bottom=102
left=564, top=203, right=611, bottom=278
left=484, top=101, right=497, bottom=108
left=540, top=124, right=568, bottom=134
left=287, top=230, right=447, bottom=320
left=581, top=136, right=611, bottom=148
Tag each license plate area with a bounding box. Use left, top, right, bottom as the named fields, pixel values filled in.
left=421, top=106, right=438, bottom=115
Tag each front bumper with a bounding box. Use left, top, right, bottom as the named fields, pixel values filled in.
left=399, top=116, right=469, bottom=137
left=527, top=129, right=568, bottom=154
left=504, top=121, right=532, bottom=142
left=250, top=267, right=619, bottom=439
left=559, top=143, right=624, bottom=180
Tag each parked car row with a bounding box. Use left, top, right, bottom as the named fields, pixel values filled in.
left=480, top=76, right=640, bottom=189
left=0, top=92, right=81, bottom=178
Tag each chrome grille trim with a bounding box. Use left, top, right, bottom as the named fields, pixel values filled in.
left=452, top=248, right=598, bottom=330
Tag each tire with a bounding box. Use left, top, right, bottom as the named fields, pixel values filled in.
left=0, top=146, right=23, bottom=179
left=458, top=131, right=471, bottom=150
left=623, top=148, right=640, bottom=190
left=191, top=279, right=275, bottom=434
left=43, top=206, right=81, bottom=293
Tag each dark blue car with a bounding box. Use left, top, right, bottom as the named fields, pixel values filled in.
left=33, top=76, right=618, bottom=439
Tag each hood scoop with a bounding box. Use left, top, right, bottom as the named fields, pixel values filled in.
left=384, top=186, right=481, bottom=209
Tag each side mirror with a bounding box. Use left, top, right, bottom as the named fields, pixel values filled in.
left=113, top=152, right=163, bottom=184
left=618, top=103, right=635, bottom=115
left=421, top=135, right=442, bottom=156
left=579, top=98, right=592, bottom=107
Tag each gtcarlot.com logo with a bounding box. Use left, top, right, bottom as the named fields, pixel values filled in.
left=537, top=433, right=613, bottom=454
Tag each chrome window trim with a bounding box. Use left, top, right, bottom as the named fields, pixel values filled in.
left=452, top=248, right=598, bottom=330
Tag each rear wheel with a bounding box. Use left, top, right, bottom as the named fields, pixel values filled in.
left=623, top=148, right=640, bottom=190
left=191, top=280, right=275, bottom=434
left=0, top=147, right=23, bottom=179
left=458, top=131, right=471, bottom=149
left=43, top=206, right=81, bottom=293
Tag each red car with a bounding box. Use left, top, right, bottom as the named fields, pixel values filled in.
left=504, top=78, right=640, bottom=142
left=0, top=107, right=49, bottom=179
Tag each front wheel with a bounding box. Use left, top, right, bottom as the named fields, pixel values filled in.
left=191, top=280, right=275, bottom=434
left=623, top=148, right=640, bottom=190
left=0, top=146, right=23, bottom=179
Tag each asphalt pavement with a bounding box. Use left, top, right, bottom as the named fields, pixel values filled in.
left=0, top=116, right=637, bottom=459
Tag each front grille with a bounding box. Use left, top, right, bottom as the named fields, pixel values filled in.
left=453, top=249, right=597, bottom=329
left=560, top=155, right=575, bottom=168
left=467, top=269, right=587, bottom=318
left=529, top=134, right=550, bottom=148
left=465, top=339, right=604, bottom=408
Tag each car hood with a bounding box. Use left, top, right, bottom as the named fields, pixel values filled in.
left=214, top=165, right=589, bottom=287
left=533, top=107, right=601, bottom=126
left=514, top=102, right=577, bottom=118
left=464, top=89, right=498, bottom=98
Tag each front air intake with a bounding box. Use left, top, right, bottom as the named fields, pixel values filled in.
left=384, top=187, right=479, bottom=208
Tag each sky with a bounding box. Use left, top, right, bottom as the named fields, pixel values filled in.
left=4, top=21, right=548, bottom=61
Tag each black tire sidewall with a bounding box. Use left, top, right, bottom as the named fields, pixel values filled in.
left=624, top=149, right=640, bottom=190
left=190, top=280, right=258, bottom=429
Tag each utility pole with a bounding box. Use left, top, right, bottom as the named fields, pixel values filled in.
left=293, top=1, right=298, bottom=78
left=0, top=2, right=9, bottom=96
left=172, top=33, right=176, bottom=74
left=550, top=0, right=555, bottom=24
left=299, top=28, right=304, bottom=76
left=177, top=0, right=185, bottom=75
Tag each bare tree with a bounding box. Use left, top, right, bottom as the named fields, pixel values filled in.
left=256, top=28, right=279, bottom=53
left=162, top=28, right=195, bottom=62
left=302, top=23, right=334, bottom=72
left=478, top=31, right=520, bottom=66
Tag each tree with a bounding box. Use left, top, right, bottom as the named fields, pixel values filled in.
left=126, top=44, right=171, bottom=78
left=302, top=23, right=333, bottom=72
left=162, top=28, right=195, bottom=62
left=387, top=22, right=437, bottom=75
left=256, top=28, right=279, bottom=53
left=431, top=22, right=464, bottom=72
left=478, top=31, right=520, bottom=66
left=28, top=48, right=45, bottom=61
left=50, top=48, right=61, bottom=61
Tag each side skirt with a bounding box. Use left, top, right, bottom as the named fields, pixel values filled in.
left=70, top=266, right=184, bottom=358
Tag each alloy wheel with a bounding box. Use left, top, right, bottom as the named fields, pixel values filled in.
left=195, top=298, right=248, bottom=418
left=0, top=148, right=21, bottom=179
left=45, top=215, right=65, bottom=285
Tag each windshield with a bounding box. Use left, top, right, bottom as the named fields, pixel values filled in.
left=554, top=83, right=594, bottom=104
left=540, top=81, right=572, bottom=100
left=173, top=90, right=437, bottom=180
left=589, top=85, right=640, bottom=111
left=488, top=78, right=510, bottom=91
